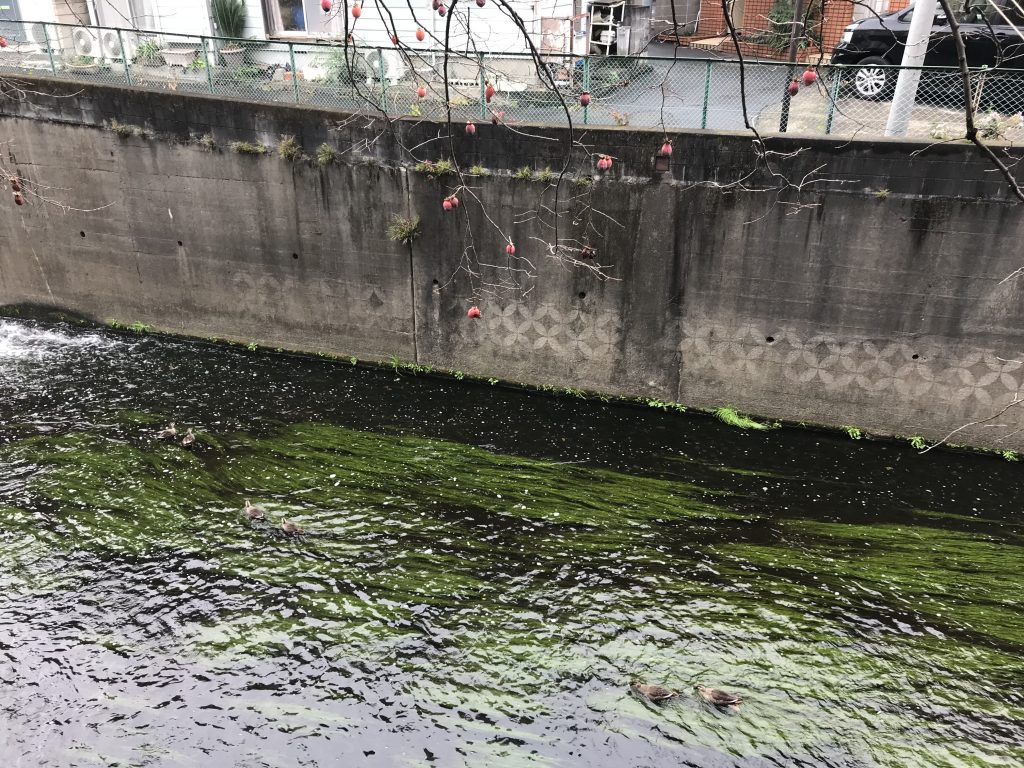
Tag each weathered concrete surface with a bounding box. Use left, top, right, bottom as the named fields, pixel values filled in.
left=2, top=77, right=1024, bottom=449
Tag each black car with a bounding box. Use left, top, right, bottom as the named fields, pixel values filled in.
left=832, top=1, right=1024, bottom=101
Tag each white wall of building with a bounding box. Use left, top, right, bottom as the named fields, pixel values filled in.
left=78, top=0, right=579, bottom=56
left=91, top=0, right=211, bottom=34
left=312, top=0, right=578, bottom=53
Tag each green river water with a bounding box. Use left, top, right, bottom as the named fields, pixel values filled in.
left=0, top=318, right=1022, bottom=767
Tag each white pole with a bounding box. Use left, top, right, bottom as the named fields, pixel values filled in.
left=884, top=0, right=940, bottom=136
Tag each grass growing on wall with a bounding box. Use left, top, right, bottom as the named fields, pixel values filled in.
left=316, top=143, right=337, bottom=166
left=414, top=159, right=455, bottom=177
left=109, top=119, right=147, bottom=138
left=278, top=135, right=301, bottom=161
left=715, top=406, right=770, bottom=430
left=230, top=141, right=268, bottom=155
left=387, top=215, right=421, bottom=245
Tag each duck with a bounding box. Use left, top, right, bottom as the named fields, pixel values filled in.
left=180, top=428, right=196, bottom=448
left=243, top=499, right=266, bottom=521
left=280, top=518, right=303, bottom=535
left=697, top=685, right=743, bottom=707
left=156, top=421, right=177, bottom=440
left=631, top=682, right=678, bottom=702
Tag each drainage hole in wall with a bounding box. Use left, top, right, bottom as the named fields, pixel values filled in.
left=432, top=279, right=439, bottom=285
left=765, top=336, right=775, bottom=343
left=292, top=252, right=299, bottom=260
left=578, top=292, right=587, bottom=299
left=177, top=240, right=183, bottom=247
left=79, top=231, right=86, bottom=238
left=912, top=354, right=919, bottom=360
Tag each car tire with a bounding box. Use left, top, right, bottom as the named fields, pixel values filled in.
left=852, top=56, right=894, bottom=100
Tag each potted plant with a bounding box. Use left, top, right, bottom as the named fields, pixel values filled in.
left=212, top=0, right=247, bottom=69
left=159, top=43, right=199, bottom=69
left=134, top=39, right=164, bottom=68
left=66, top=55, right=100, bottom=74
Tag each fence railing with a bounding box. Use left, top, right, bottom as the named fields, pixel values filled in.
left=3, top=19, right=1024, bottom=142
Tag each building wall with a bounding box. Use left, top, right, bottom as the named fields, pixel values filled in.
left=84, top=0, right=574, bottom=52
left=695, top=0, right=856, bottom=60
left=53, top=0, right=91, bottom=25
left=3, top=78, right=1024, bottom=450
left=91, top=0, right=212, bottom=34
left=243, top=0, right=575, bottom=53
left=20, top=0, right=89, bottom=24
left=653, top=0, right=701, bottom=37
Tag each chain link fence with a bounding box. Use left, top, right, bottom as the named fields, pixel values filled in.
left=2, top=20, right=1024, bottom=143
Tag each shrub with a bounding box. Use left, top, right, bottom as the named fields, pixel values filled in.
left=317, top=48, right=368, bottom=85
left=513, top=166, right=533, bottom=180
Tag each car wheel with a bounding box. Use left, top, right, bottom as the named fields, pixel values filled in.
left=853, top=56, right=894, bottom=100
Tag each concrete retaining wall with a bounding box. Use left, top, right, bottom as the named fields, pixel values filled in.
left=2, top=77, right=1024, bottom=448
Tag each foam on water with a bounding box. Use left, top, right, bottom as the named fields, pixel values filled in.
left=0, top=320, right=114, bottom=361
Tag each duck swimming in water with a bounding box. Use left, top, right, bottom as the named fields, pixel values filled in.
left=180, top=428, right=195, bottom=448
left=156, top=422, right=177, bottom=440
left=697, top=685, right=743, bottom=707
left=631, top=683, right=678, bottom=702
left=280, top=518, right=302, bottom=535
left=243, top=499, right=265, bottom=521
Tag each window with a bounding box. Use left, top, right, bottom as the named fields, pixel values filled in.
left=263, top=0, right=336, bottom=36
left=279, top=0, right=305, bottom=32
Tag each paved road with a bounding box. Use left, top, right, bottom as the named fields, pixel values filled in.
left=506, top=55, right=795, bottom=133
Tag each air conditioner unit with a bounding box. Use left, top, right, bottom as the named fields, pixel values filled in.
left=72, top=27, right=100, bottom=58
left=101, top=29, right=136, bottom=61
left=362, top=48, right=407, bottom=85
left=24, top=22, right=51, bottom=52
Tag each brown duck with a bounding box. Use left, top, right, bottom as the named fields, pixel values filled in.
left=631, top=683, right=678, bottom=702
left=180, top=428, right=196, bottom=448
left=156, top=422, right=177, bottom=440
left=697, top=685, right=743, bottom=707
left=280, top=518, right=303, bottom=535
left=243, top=499, right=265, bottom=521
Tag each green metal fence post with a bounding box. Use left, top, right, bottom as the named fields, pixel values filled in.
left=117, top=29, right=133, bottom=84
left=478, top=52, right=487, bottom=120
left=378, top=47, right=388, bottom=112
left=825, top=66, right=841, bottom=135
left=289, top=43, right=300, bottom=103
left=701, top=60, right=712, bottom=129
left=41, top=23, right=57, bottom=74
left=582, top=56, right=590, bottom=125
left=201, top=37, right=215, bottom=93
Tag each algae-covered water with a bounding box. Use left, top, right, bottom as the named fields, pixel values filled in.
left=1, top=319, right=1023, bottom=767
